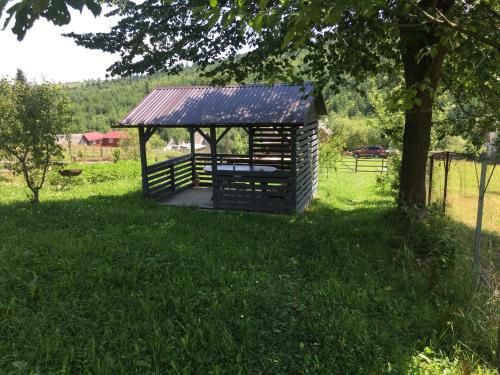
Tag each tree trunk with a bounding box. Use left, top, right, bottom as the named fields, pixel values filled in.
left=399, top=100, right=433, bottom=207
left=398, top=19, right=447, bottom=207
left=31, top=189, right=39, bottom=206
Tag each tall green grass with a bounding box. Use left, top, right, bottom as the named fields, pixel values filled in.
left=0, top=161, right=497, bottom=374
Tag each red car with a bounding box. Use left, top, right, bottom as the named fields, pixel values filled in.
left=352, top=146, right=390, bottom=158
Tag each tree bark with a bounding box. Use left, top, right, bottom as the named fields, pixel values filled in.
left=398, top=13, right=448, bottom=207
left=31, top=189, right=39, bottom=206
left=400, top=107, right=432, bottom=206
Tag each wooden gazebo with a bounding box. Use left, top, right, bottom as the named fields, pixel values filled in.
left=116, top=84, right=327, bottom=213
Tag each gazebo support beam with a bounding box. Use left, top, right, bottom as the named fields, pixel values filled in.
left=143, top=127, right=157, bottom=143
left=189, top=128, right=197, bottom=185
left=248, top=126, right=254, bottom=165
left=194, top=127, right=211, bottom=144
left=209, top=127, right=219, bottom=207
left=215, top=127, right=231, bottom=144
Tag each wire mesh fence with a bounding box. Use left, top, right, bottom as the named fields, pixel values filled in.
left=427, top=151, right=499, bottom=291
left=427, top=152, right=499, bottom=233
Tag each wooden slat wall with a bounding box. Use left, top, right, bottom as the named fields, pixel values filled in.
left=213, top=170, right=294, bottom=213
left=252, top=126, right=292, bottom=171
left=145, top=154, right=194, bottom=200
left=295, top=121, right=319, bottom=213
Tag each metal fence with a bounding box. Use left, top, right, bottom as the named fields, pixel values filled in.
left=427, top=151, right=499, bottom=290
left=427, top=152, right=498, bottom=232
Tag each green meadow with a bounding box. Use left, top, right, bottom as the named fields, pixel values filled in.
left=0, top=162, right=498, bottom=374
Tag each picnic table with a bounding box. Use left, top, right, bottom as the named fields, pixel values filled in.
left=203, top=164, right=278, bottom=200
left=203, top=164, right=277, bottom=173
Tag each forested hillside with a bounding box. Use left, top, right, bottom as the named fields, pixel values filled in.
left=63, top=68, right=210, bottom=133
left=63, top=70, right=474, bottom=153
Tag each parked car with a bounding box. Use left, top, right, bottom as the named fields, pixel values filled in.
left=352, top=146, right=390, bottom=158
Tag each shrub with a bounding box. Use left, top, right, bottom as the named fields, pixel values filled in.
left=396, top=206, right=461, bottom=289
left=376, top=150, right=401, bottom=197
left=47, top=170, right=84, bottom=188
left=112, top=148, right=121, bottom=163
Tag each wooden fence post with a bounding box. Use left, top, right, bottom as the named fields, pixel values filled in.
left=428, top=155, right=434, bottom=206
left=355, top=157, right=358, bottom=173
left=443, top=151, right=451, bottom=213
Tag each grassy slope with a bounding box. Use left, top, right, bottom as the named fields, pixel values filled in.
left=0, top=163, right=497, bottom=374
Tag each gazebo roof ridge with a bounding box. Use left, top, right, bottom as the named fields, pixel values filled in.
left=151, top=82, right=315, bottom=90
left=119, top=83, right=327, bottom=128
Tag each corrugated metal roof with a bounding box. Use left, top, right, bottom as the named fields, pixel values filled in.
left=120, top=84, right=327, bottom=127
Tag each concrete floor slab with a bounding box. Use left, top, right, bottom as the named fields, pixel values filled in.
left=160, top=187, right=214, bottom=209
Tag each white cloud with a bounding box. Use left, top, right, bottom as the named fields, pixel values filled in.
left=0, top=7, right=119, bottom=83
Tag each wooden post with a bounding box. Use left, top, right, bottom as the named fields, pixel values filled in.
left=248, top=126, right=254, bottom=165
left=473, top=156, right=487, bottom=289
left=210, top=127, right=218, bottom=207
left=428, top=155, right=434, bottom=206
left=280, top=128, right=285, bottom=171
left=138, top=127, right=148, bottom=197
left=189, top=128, right=197, bottom=185
left=355, top=157, right=358, bottom=173
left=170, top=164, right=175, bottom=191
left=443, top=151, right=451, bottom=213
left=290, top=126, right=297, bottom=212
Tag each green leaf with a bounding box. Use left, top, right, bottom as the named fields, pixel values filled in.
left=209, top=0, right=217, bottom=8
left=249, top=13, right=263, bottom=34
left=206, top=9, right=220, bottom=30
left=33, top=0, right=50, bottom=15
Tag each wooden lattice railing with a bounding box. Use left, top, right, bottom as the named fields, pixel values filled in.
left=145, top=154, right=194, bottom=200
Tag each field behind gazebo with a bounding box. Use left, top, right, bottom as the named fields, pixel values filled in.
left=0, top=161, right=498, bottom=374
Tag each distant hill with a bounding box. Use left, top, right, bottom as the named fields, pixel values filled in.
left=63, top=68, right=210, bottom=134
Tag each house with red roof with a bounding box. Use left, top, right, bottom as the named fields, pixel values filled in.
left=83, top=132, right=104, bottom=145
left=82, top=131, right=129, bottom=147
left=102, top=131, right=129, bottom=147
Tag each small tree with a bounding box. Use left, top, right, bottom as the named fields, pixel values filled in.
left=0, top=79, right=73, bottom=205
left=120, top=129, right=139, bottom=160
left=148, top=133, right=165, bottom=161
left=15, top=68, right=27, bottom=83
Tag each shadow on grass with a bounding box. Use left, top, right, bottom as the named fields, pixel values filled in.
left=0, top=191, right=497, bottom=373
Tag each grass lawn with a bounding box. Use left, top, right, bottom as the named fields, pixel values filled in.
left=0, top=162, right=498, bottom=374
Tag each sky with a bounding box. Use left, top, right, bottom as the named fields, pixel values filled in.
left=0, top=8, right=119, bottom=83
